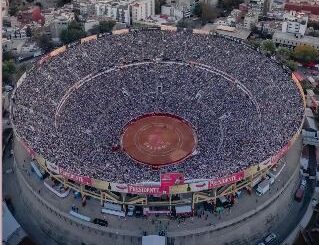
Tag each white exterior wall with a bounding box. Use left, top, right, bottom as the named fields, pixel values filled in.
left=131, top=0, right=155, bottom=22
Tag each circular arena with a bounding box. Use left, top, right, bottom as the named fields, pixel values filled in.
left=11, top=27, right=305, bottom=206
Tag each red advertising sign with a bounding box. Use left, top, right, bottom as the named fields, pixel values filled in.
left=59, top=168, right=92, bottom=186
left=161, top=172, right=184, bottom=187
left=208, top=171, right=244, bottom=189
left=127, top=185, right=162, bottom=195
left=20, top=140, right=35, bottom=157
left=271, top=143, right=291, bottom=165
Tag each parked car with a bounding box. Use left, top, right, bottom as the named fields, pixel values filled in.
left=301, top=178, right=307, bottom=188
left=93, top=218, right=108, bottom=227
left=127, top=205, right=135, bottom=216
left=264, top=233, right=277, bottom=244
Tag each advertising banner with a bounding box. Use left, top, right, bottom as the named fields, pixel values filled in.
left=110, top=183, right=129, bottom=193
left=92, top=179, right=110, bottom=190
left=161, top=172, right=184, bottom=187
left=208, top=171, right=244, bottom=189
left=59, top=168, right=92, bottom=186
left=193, top=29, right=210, bottom=35
left=49, top=46, right=66, bottom=58
left=20, top=140, right=35, bottom=157
left=127, top=185, right=162, bottom=195
left=80, top=35, right=97, bottom=44
left=160, top=25, right=177, bottom=31
left=190, top=181, right=209, bottom=192
left=270, top=143, right=291, bottom=165
left=112, top=29, right=129, bottom=35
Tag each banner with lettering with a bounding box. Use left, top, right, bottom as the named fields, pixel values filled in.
left=208, top=171, right=244, bottom=189
left=59, top=168, right=92, bottom=186
left=127, top=185, right=162, bottom=195
left=161, top=171, right=184, bottom=185
left=270, top=143, right=291, bottom=165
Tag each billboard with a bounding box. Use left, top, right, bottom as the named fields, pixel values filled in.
left=59, top=168, right=92, bottom=186
left=49, top=46, right=66, bottom=58
left=80, top=35, right=97, bottom=44
left=127, top=185, right=162, bottom=195
left=270, top=143, right=291, bottom=165
left=92, top=179, right=110, bottom=190
left=208, top=171, right=244, bottom=189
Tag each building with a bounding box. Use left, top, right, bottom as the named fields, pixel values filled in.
left=131, top=0, right=155, bottom=22
left=282, top=11, right=308, bottom=36
left=244, top=12, right=259, bottom=30
left=49, top=14, right=75, bottom=40
left=249, top=0, right=273, bottom=17
left=95, top=1, right=131, bottom=25
left=284, top=2, right=319, bottom=16
left=2, top=26, right=28, bottom=40
left=273, top=31, right=319, bottom=49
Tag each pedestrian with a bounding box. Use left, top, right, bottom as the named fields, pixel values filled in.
left=38, top=189, right=41, bottom=194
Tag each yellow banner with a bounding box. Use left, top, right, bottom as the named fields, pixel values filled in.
left=170, top=184, right=188, bottom=194
left=92, top=179, right=109, bottom=190
left=49, top=46, right=67, bottom=57
left=80, top=35, right=97, bottom=44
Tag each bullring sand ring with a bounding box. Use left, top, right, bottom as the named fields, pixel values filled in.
left=121, top=114, right=197, bottom=167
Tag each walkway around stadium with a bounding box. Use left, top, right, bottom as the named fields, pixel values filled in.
left=3, top=133, right=313, bottom=245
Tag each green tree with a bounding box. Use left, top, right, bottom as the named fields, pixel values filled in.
left=284, top=60, right=297, bottom=71
left=26, top=26, right=32, bottom=37
left=99, top=20, right=116, bottom=33
left=200, top=3, right=218, bottom=24
left=60, top=21, right=86, bottom=44
left=2, top=60, right=16, bottom=84
left=2, top=51, right=14, bottom=61
left=261, top=40, right=276, bottom=54
left=57, top=0, right=72, bottom=7
left=35, top=34, right=54, bottom=53
left=177, top=19, right=188, bottom=28
left=193, top=3, right=202, bottom=16
left=293, top=45, right=319, bottom=64
left=276, top=47, right=292, bottom=61
left=9, top=6, right=19, bottom=16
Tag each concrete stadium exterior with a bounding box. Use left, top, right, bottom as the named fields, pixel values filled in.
left=10, top=27, right=306, bottom=211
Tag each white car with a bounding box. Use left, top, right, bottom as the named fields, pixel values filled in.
left=127, top=205, right=135, bottom=216
left=301, top=179, right=307, bottom=188
left=264, top=233, right=277, bottom=244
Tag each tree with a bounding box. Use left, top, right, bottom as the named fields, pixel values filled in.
left=276, top=47, right=292, bottom=61
left=293, top=45, right=319, bottom=64
left=200, top=3, right=218, bottom=24
left=193, top=3, right=202, bottom=16
left=35, top=34, right=54, bottom=53
left=177, top=19, right=188, bottom=28
left=2, top=51, right=14, bottom=61
left=284, top=60, right=297, bottom=71
left=219, top=0, right=244, bottom=12
left=60, top=21, right=86, bottom=44
left=26, top=26, right=32, bottom=37
left=2, top=60, right=16, bottom=84
left=9, top=6, right=19, bottom=16
left=57, top=0, right=72, bottom=7
left=99, top=20, right=116, bottom=33
left=260, top=40, right=276, bottom=54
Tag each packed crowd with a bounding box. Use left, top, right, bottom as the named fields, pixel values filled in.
left=12, top=29, right=304, bottom=184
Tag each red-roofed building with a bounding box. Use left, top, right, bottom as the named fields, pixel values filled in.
left=284, top=3, right=319, bottom=15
